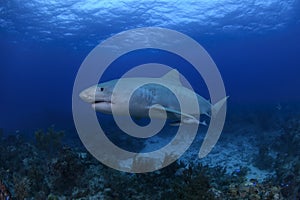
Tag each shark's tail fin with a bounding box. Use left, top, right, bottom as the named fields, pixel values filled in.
left=212, top=96, right=229, bottom=115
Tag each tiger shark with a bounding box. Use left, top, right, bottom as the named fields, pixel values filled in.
left=79, top=69, right=227, bottom=126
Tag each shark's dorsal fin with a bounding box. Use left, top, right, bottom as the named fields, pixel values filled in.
left=161, top=69, right=182, bottom=85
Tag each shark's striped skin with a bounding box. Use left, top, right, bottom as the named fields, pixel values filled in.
left=79, top=70, right=227, bottom=125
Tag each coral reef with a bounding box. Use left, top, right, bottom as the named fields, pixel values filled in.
left=272, top=118, right=300, bottom=199
left=50, top=146, right=85, bottom=195
left=0, top=179, right=11, bottom=200
left=13, top=176, right=29, bottom=199
left=1, top=115, right=300, bottom=199
left=34, top=127, right=64, bottom=156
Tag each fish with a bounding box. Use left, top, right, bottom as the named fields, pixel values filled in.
left=79, top=69, right=227, bottom=126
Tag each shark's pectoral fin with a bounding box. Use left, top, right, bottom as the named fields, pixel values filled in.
left=150, top=105, right=201, bottom=125
left=170, top=120, right=207, bottom=126
left=169, top=120, right=181, bottom=126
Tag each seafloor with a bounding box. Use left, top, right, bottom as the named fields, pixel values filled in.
left=0, top=104, right=300, bottom=199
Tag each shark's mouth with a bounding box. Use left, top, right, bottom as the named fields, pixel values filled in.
left=91, top=99, right=112, bottom=113
left=92, top=100, right=112, bottom=104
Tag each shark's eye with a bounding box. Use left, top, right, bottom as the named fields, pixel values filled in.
left=97, top=87, right=104, bottom=92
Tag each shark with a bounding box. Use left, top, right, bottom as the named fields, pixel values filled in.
left=79, top=69, right=227, bottom=126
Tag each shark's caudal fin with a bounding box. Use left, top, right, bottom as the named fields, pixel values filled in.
left=212, top=96, right=229, bottom=115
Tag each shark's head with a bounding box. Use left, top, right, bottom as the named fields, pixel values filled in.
left=79, top=80, right=116, bottom=114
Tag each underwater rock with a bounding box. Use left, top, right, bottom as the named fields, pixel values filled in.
left=253, top=145, right=274, bottom=170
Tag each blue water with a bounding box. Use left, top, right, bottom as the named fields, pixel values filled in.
left=1, top=1, right=300, bottom=199
left=1, top=0, right=300, bottom=131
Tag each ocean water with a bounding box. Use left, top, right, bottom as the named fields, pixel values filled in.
left=1, top=0, right=300, bottom=199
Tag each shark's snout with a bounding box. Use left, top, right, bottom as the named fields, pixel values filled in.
left=79, top=89, right=95, bottom=103
left=80, top=85, right=114, bottom=114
